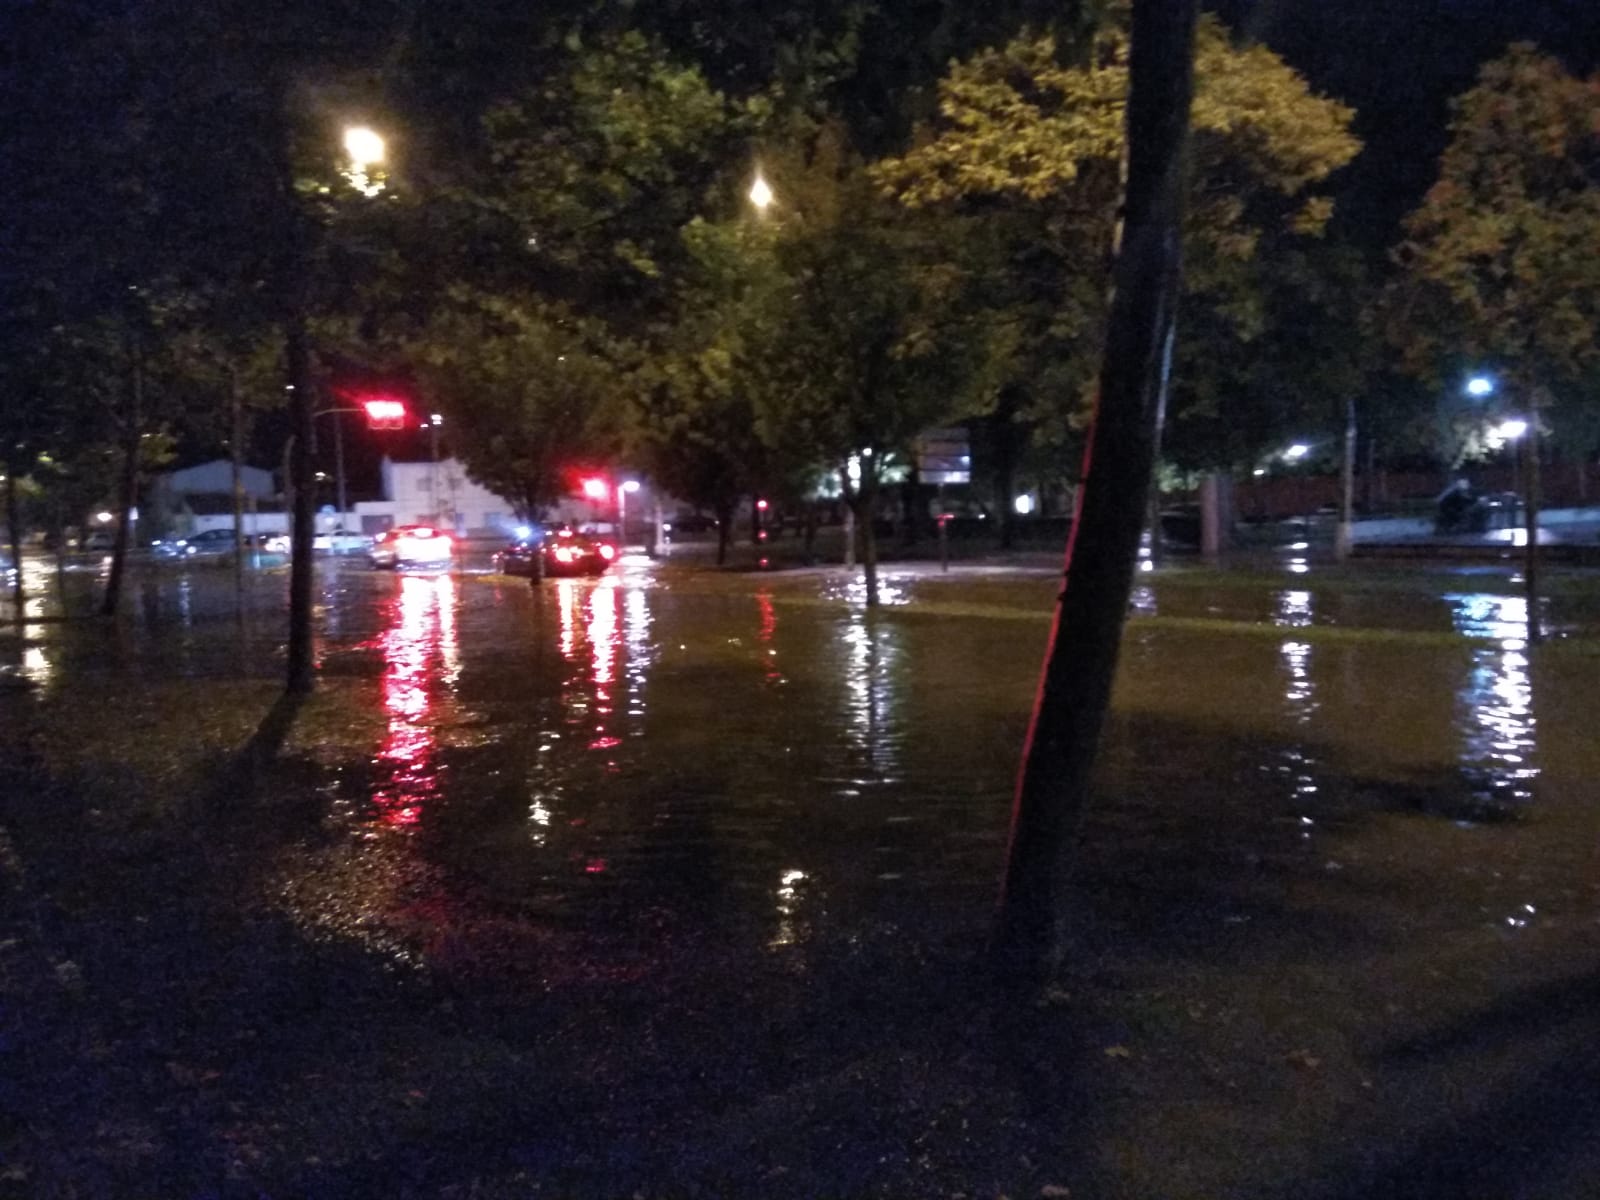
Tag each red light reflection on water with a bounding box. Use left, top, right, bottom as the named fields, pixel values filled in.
left=372, top=574, right=458, bottom=827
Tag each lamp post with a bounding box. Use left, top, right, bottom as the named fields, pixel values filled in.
left=429, top=413, right=443, bottom=526
left=618, top=479, right=640, bottom=549
left=1336, top=396, right=1357, bottom=561
left=1468, top=374, right=1541, bottom=643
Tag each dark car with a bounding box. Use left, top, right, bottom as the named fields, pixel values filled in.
left=493, top=537, right=543, bottom=578
left=548, top=528, right=617, bottom=576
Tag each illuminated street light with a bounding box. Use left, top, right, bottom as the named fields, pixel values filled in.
left=1495, top=418, right=1528, bottom=442
left=343, top=126, right=387, bottom=197
left=1466, top=375, right=1495, bottom=398
left=1283, top=443, right=1310, bottom=461
left=748, top=173, right=774, bottom=211
left=95, top=511, right=114, bottom=524
left=344, top=126, right=385, bottom=168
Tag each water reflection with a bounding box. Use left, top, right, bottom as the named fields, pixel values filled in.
left=1447, top=593, right=1538, bottom=806
left=1274, top=589, right=1320, bottom=811
left=756, top=590, right=784, bottom=685
left=770, top=867, right=811, bottom=949
left=370, top=573, right=459, bottom=828
left=840, top=610, right=903, bottom=786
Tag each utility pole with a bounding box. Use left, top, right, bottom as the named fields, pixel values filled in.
left=991, top=0, right=1199, bottom=979
left=1523, top=398, right=1543, bottom=644
left=1336, top=395, right=1356, bottom=560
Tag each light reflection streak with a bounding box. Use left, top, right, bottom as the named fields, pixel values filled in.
left=770, top=867, right=809, bottom=949
left=370, top=573, right=459, bottom=828
left=1274, top=589, right=1321, bottom=809
left=1447, top=593, right=1538, bottom=805
left=841, top=612, right=902, bottom=782
left=756, top=591, right=784, bottom=684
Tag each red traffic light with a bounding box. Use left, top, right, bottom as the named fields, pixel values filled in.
left=580, top=477, right=609, bottom=502
left=362, top=397, right=409, bottom=430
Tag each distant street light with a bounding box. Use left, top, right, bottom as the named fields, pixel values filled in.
left=344, top=126, right=385, bottom=167
left=95, top=511, right=114, bottom=524
left=1494, top=418, right=1528, bottom=443
left=343, top=126, right=386, bottom=197
left=1283, top=443, right=1310, bottom=461
left=618, top=479, right=641, bottom=547
left=748, top=173, right=774, bottom=211
left=1465, top=371, right=1542, bottom=642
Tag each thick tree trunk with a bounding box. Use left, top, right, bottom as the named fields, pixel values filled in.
left=4, top=470, right=23, bottom=616
left=101, top=352, right=143, bottom=619
left=714, top=499, right=734, bottom=566
left=991, top=0, right=1198, bottom=978
left=285, top=314, right=317, bottom=694
left=995, top=386, right=1023, bottom=552
left=859, top=458, right=880, bottom=608
left=231, top=373, right=247, bottom=608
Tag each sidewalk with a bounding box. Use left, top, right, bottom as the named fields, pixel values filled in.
left=1351, top=506, right=1600, bottom=564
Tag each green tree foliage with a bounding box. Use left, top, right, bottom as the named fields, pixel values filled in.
left=476, top=32, right=762, bottom=328
left=874, top=16, right=1361, bottom=472
left=414, top=295, right=624, bottom=518
left=1389, top=43, right=1600, bottom=459
left=744, top=131, right=997, bottom=601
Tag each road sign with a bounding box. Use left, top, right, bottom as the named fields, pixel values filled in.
left=915, top=427, right=971, bottom=485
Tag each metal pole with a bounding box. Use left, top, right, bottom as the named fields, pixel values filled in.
left=430, top=420, right=439, bottom=524
left=333, top=408, right=348, bottom=531
left=1336, top=394, right=1356, bottom=560
left=231, top=372, right=246, bottom=605
left=1523, top=414, right=1542, bottom=644
left=938, top=482, right=949, bottom=572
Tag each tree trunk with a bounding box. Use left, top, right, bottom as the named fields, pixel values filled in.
left=4, top=469, right=23, bottom=616
left=714, top=499, right=734, bottom=566
left=231, top=371, right=247, bottom=609
left=859, top=457, right=880, bottom=608
left=101, top=350, right=144, bottom=619
left=285, top=313, right=317, bottom=694
left=991, top=0, right=1198, bottom=979
left=995, top=386, right=1023, bottom=552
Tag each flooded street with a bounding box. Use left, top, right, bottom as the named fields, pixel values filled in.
left=5, top=553, right=1600, bottom=1197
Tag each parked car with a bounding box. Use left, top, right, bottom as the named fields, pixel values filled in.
left=493, top=535, right=543, bottom=578
left=544, top=527, right=617, bottom=577
left=369, top=525, right=454, bottom=570
left=314, top=528, right=371, bottom=554
left=661, top=512, right=718, bottom=538
left=152, top=528, right=241, bottom=559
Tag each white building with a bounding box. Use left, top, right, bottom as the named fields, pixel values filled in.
left=352, top=458, right=521, bottom=538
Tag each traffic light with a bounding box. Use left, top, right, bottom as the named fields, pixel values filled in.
left=580, top=477, right=609, bottom=502
left=363, top=397, right=409, bottom=431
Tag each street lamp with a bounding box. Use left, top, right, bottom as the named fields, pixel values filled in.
left=428, top=413, right=444, bottom=527
left=618, top=479, right=640, bottom=548
left=748, top=172, right=774, bottom=211
left=1464, top=372, right=1542, bottom=642
left=343, top=125, right=386, bottom=197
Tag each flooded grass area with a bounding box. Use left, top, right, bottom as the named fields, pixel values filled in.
left=4, top=556, right=1600, bottom=1197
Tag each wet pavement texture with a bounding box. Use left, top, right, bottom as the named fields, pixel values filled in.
left=4, top=553, right=1600, bottom=1198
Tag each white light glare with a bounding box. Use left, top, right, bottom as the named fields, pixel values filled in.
left=1013, top=494, right=1035, bottom=515
left=1495, top=419, right=1528, bottom=441
left=1284, top=443, right=1310, bottom=461
left=1466, top=376, right=1495, bottom=398
left=344, top=126, right=385, bottom=168
left=749, top=174, right=774, bottom=210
